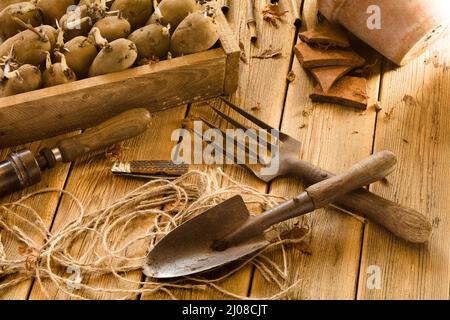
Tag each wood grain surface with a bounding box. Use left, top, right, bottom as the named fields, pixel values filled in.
left=0, top=0, right=448, bottom=300
left=357, top=33, right=450, bottom=300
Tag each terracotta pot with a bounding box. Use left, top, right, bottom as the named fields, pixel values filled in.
left=318, top=0, right=450, bottom=65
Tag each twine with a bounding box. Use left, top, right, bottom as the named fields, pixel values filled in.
left=0, top=169, right=310, bottom=300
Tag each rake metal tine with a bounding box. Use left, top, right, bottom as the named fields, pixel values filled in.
left=219, top=97, right=290, bottom=141
left=200, top=117, right=269, bottom=166
left=193, top=128, right=256, bottom=175
left=208, top=103, right=277, bottom=151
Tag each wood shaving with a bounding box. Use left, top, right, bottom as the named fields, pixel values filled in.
left=251, top=103, right=261, bottom=111
left=432, top=217, right=441, bottom=228
left=374, top=101, right=382, bottom=112
left=280, top=226, right=312, bottom=255
left=105, top=143, right=127, bottom=162
left=384, top=108, right=394, bottom=120
left=239, top=41, right=248, bottom=64
left=402, top=94, right=417, bottom=107
left=286, top=70, right=296, bottom=82
left=262, top=3, right=288, bottom=27
left=252, top=47, right=283, bottom=59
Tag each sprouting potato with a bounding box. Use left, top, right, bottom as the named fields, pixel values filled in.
left=43, top=51, right=77, bottom=87
left=148, top=0, right=196, bottom=31
left=2, top=64, right=42, bottom=96
left=93, top=15, right=131, bottom=42
left=59, top=5, right=93, bottom=41
left=0, top=2, right=43, bottom=40
left=63, top=35, right=98, bottom=78
left=36, top=24, right=58, bottom=51
left=88, top=27, right=138, bottom=77
left=170, top=11, right=219, bottom=57
left=0, top=26, right=52, bottom=66
left=36, top=0, right=76, bottom=26
left=110, top=0, right=153, bottom=31
left=128, top=23, right=170, bottom=60
left=78, top=0, right=112, bottom=9
left=0, top=0, right=23, bottom=12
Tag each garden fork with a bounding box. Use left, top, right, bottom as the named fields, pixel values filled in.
left=201, top=97, right=432, bottom=244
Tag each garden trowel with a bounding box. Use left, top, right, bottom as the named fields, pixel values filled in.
left=144, top=151, right=397, bottom=279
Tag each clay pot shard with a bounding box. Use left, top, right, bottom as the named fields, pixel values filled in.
left=309, top=65, right=353, bottom=93
left=310, top=76, right=368, bottom=110
left=299, top=23, right=350, bottom=48
left=294, top=42, right=365, bottom=68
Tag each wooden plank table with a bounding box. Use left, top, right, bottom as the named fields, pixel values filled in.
left=0, top=0, right=449, bottom=300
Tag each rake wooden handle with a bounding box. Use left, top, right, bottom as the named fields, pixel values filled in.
left=57, top=109, right=152, bottom=163
left=286, top=156, right=433, bottom=243
left=305, top=151, right=397, bottom=208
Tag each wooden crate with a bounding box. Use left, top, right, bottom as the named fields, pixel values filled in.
left=0, top=11, right=239, bottom=148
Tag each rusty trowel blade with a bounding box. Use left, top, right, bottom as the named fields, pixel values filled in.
left=144, top=196, right=269, bottom=279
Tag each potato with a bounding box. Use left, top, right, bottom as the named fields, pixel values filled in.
left=59, top=5, right=92, bottom=41
left=36, top=24, right=58, bottom=51
left=0, top=0, right=23, bottom=12
left=93, top=15, right=131, bottom=42
left=63, top=35, right=97, bottom=78
left=43, top=52, right=76, bottom=87
left=170, top=11, right=219, bottom=56
left=128, top=23, right=170, bottom=60
left=0, top=2, right=43, bottom=40
left=0, top=27, right=52, bottom=65
left=78, top=0, right=111, bottom=8
left=36, top=0, right=76, bottom=26
left=110, top=0, right=153, bottom=30
left=3, top=64, right=42, bottom=96
left=148, top=0, right=196, bottom=31
left=88, top=37, right=138, bottom=77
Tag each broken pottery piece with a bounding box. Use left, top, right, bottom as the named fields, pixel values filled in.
left=310, top=76, right=368, bottom=110
left=294, top=42, right=365, bottom=68
left=309, top=65, right=353, bottom=93
left=299, top=23, right=351, bottom=48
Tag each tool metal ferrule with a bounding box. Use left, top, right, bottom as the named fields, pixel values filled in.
left=51, top=147, right=63, bottom=163
left=7, top=150, right=42, bottom=188
left=111, top=162, right=132, bottom=174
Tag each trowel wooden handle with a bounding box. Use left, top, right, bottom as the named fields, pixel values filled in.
left=306, top=151, right=397, bottom=208
left=286, top=154, right=432, bottom=243
left=57, top=109, right=152, bottom=163
left=214, top=152, right=398, bottom=251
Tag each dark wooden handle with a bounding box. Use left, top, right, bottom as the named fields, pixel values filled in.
left=306, top=151, right=397, bottom=208
left=286, top=156, right=432, bottom=243
left=57, top=109, right=152, bottom=163
left=129, top=161, right=189, bottom=176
